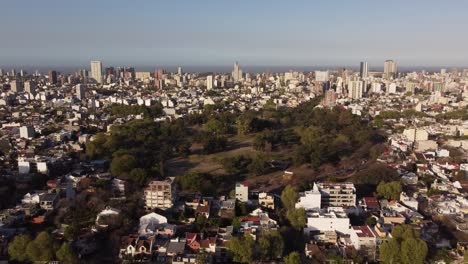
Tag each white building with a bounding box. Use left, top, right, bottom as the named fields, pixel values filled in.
left=384, top=60, right=397, bottom=79
left=20, top=125, right=35, bottom=139
left=232, top=62, right=243, bottom=82
left=235, top=182, right=249, bottom=202
left=90, top=60, right=103, bottom=84
left=348, top=80, right=364, bottom=99
left=403, top=128, right=429, bottom=142
left=144, top=177, right=177, bottom=210
left=304, top=207, right=351, bottom=235
left=76, top=84, right=87, bottom=100
left=10, top=80, right=23, bottom=93
left=296, top=183, right=321, bottom=210
left=317, top=182, right=356, bottom=208
left=315, top=71, right=330, bottom=82
left=24, top=81, right=36, bottom=95
left=387, top=83, right=397, bottom=94
left=206, top=75, right=213, bottom=90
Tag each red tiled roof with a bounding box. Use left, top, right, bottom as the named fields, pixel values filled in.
left=352, top=226, right=375, bottom=238
left=363, top=197, right=379, bottom=209
left=241, top=217, right=260, bottom=222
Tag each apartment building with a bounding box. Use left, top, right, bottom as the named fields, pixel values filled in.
left=144, top=177, right=177, bottom=210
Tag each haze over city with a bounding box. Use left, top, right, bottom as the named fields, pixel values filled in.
left=1, top=0, right=468, bottom=68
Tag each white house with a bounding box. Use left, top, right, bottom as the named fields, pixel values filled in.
left=235, top=182, right=249, bottom=202
left=296, top=183, right=321, bottom=210
left=304, top=207, right=351, bottom=236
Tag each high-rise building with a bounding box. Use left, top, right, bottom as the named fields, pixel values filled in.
left=321, top=90, right=337, bottom=107
left=155, top=68, right=165, bottom=80
left=90, top=61, right=103, bottom=83
left=10, top=80, right=23, bottom=93
left=177, top=66, right=183, bottom=76
left=75, top=84, right=86, bottom=100
left=48, top=70, right=57, bottom=84
left=384, top=60, right=397, bottom=79
left=11, top=69, right=16, bottom=76
left=360, top=62, right=368, bottom=78
left=315, top=71, right=330, bottom=82
left=0, top=68, right=3, bottom=76
left=206, top=75, right=213, bottom=90
left=232, top=62, right=243, bottom=82
left=24, top=81, right=36, bottom=95
left=348, top=80, right=364, bottom=99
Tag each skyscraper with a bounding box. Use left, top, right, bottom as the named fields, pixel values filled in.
left=315, top=71, right=330, bottom=82
left=384, top=60, right=397, bottom=79
left=24, top=81, right=36, bottom=95
left=177, top=66, right=183, bottom=76
left=0, top=68, right=3, bottom=76
left=360, top=62, right=368, bottom=78
left=48, top=70, right=57, bottom=84
left=75, top=84, right=86, bottom=100
left=90, top=61, right=103, bottom=84
left=348, top=80, right=364, bottom=99
left=206, top=75, right=213, bottom=90
left=10, top=80, right=23, bottom=93
left=232, top=62, right=243, bottom=82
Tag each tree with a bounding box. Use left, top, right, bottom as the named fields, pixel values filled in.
left=286, top=208, right=306, bottom=230
left=377, top=181, right=402, bottom=200
left=56, top=243, right=78, bottom=264
left=129, top=168, right=147, bottom=185
left=400, top=238, right=428, bottom=264
left=227, top=235, right=255, bottom=263
left=247, top=154, right=270, bottom=176
left=366, top=217, right=377, bottom=226
left=64, top=223, right=80, bottom=241
left=110, top=154, right=137, bottom=178
left=281, top=185, right=299, bottom=210
left=258, top=230, right=284, bottom=261
left=284, top=251, right=301, bottom=264
left=196, top=249, right=209, bottom=264
left=380, top=225, right=428, bottom=264
left=8, top=234, right=32, bottom=262
left=380, top=239, right=400, bottom=264
left=26, top=231, right=56, bottom=262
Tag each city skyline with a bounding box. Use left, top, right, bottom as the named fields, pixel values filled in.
left=1, top=0, right=467, bottom=67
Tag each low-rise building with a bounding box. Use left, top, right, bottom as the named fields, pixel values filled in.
left=144, top=177, right=177, bottom=210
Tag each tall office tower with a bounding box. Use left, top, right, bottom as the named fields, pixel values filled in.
left=123, top=67, right=135, bottom=80
left=10, top=80, right=23, bottom=92
left=321, top=90, right=337, bottom=107
left=0, top=68, right=3, bottom=76
left=315, top=71, right=330, bottom=82
left=75, top=84, right=87, bottom=100
left=155, top=68, right=165, bottom=80
left=48, top=70, right=58, bottom=84
left=11, top=69, right=16, bottom=76
left=24, top=81, right=36, bottom=95
left=348, top=80, right=364, bottom=99
left=360, top=61, right=369, bottom=78
left=384, top=60, right=397, bottom=79
left=177, top=66, right=183, bottom=76
left=232, top=61, right=243, bottom=82
left=90, top=61, right=103, bottom=83
left=20, top=69, right=25, bottom=77
left=206, top=75, right=213, bottom=90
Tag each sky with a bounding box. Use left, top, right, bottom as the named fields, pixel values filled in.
left=0, top=0, right=467, bottom=70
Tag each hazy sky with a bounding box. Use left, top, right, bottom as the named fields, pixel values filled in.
left=1, top=0, right=467, bottom=68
